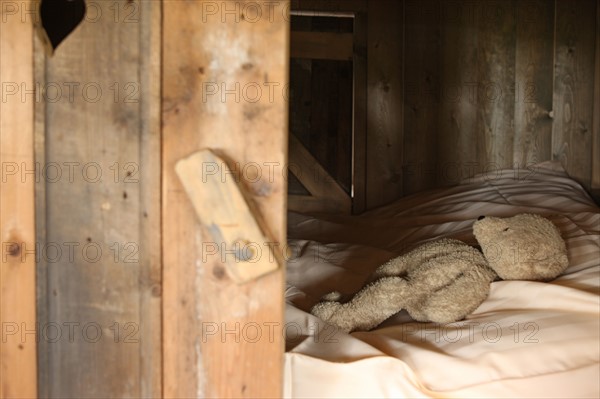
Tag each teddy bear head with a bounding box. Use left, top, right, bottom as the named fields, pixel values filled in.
left=473, top=214, right=569, bottom=281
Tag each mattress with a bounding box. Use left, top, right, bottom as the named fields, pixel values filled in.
left=284, top=161, right=600, bottom=398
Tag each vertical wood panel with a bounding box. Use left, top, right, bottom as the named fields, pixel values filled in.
left=553, top=0, right=596, bottom=185
left=514, top=0, right=554, bottom=167
left=353, top=11, right=368, bottom=212
left=0, top=2, right=37, bottom=397
left=476, top=0, right=516, bottom=169
left=592, top=0, right=600, bottom=190
left=403, top=0, right=440, bottom=194
left=366, top=0, right=404, bottom=208
left=438, top=0, right=480, bottom=186
left=33, top=16, right=48, bottom=396
left=163, top=1, right=288, bottom=397
left=36, top=1, right=161, bottom=397
left=137, top=2, right=162, bottom=397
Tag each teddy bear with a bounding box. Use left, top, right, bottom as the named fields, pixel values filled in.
left=311, top=214, right=569, bottom=333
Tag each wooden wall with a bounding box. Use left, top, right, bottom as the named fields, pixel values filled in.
left=34, top=1, right=162, bottom=397
left=296, top=0, right=600, bottom=209
left=398, top=0, right=600, bottom=204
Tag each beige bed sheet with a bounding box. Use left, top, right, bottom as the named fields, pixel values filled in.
left=284, top=162, right=600, bottom=398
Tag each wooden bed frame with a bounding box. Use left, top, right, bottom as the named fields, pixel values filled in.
left=1, top=0, right=599, bottom=398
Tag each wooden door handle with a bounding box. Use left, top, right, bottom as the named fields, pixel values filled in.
left=175, top=150, right=279, bottom=284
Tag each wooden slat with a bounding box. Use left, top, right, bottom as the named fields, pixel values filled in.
left=514, top=0, right=554, bottom=167
left=0, top=2, right=37, bottom=397
left=352, top=11, right=367, bottom=213
left=366, top=0, right=404, bottom=207
left=402, top=0, right=440, bottom=195
left=592, top=0, right=600, bottom=189
left=476, top=0, right=516, bottom=170
left=137, top=2, right=163, bottom=397
left=35, top=1, right=161, bottom=397
left=290, top=31, right=353, bottom=61
left=437, top=0, right=480, bottom=186
left=33, top=9, right=49, bottom=395
left=553, top=0, right=597, bottom=186
left=163, top=1, right=288, bottom=397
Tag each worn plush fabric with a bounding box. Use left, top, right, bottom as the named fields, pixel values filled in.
left=311, top=213, right=569, bottom=332
left=285, top=162, right=600, bottom=398
left=473, top=213, right=569, bottom=280
left=311, top=239, right=495, bottom=331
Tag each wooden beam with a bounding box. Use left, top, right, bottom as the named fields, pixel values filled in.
left=0, top=1, right=37, bottom=397
left=290, top=31, right=353, bottom=61
left=163, top=1, right=288, bottom=397
left=288, top=133, right=351, bottom=213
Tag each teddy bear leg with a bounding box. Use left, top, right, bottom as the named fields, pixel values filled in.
left=407, top=270, right=491, bottom=323
left=371, top=257, right=410, bottom=279
left=311, top=277, right=410, bottom=332
left=372, top=239, right=467, bottom=280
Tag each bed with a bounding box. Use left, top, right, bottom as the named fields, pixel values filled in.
left=283, top=161, right=600, bottom=398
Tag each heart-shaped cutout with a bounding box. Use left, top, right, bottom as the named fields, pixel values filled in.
left=38, top=0, right=86, bottom=54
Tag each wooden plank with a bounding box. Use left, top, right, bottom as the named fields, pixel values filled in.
left=514, top=0, right=554, bottom=167
left=402, top=0, right=439, bottom=195
left=476, top=0, right=516, bottom=170
left=33, top=5, right=48, bottom=395
left=592, top=0, right=600, bottom=189
left=163, top=1, right=288, bottom=397
left=290, top=31, right=353, bottom=60
left=352, top=11, right=367, bottom=213
left=366, top=0, right=404, bottom=207
left=136, top=2, right=163, bottom=397
left=553, top=0, right=597, bottom=186
left=0, top=1, right=37, bottom=397
left=438, top=0, right=481, bottom=185
left=36, top=1, right=161, bottom=397
left=289, top=133, right=351, bottom=211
